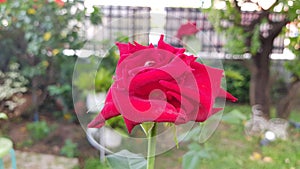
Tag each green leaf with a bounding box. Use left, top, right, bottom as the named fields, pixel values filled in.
left=187, top=142, right=202, bottom=151
left=182, top=150, right=202, bottom=169
left=90, top=6, right=103, bottom=25
left=47, top=84, right=71, bottom=96
left=140, top=122, right=154, bottom=136
left=250, top=25, right=261, bottom=55
left=183, top=144, right=214, bottom=169
left=106, top=150, right=147, bottom=169
left=225, top=69, right=244, bottom=81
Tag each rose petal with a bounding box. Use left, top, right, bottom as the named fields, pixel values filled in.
left=87, top=89, right=120, bottom=128
left=218, top=88, right=238, bottom=102
left=158, top=35, right=185, bottom=54
left=176, top=21, right=199, bottom=39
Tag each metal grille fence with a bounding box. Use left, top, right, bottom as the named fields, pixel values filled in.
left=165, top=7, right=221, bottom=53
left=83, top=6, right=151, bottom=54
left=84, top=6, right=286, bottom=57
left=101, top=6, right=151, bottom=44
left=165, top=7, right=285, bottom=55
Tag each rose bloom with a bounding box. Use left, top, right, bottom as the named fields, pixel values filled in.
left=176, top=22, right=199, bottom=39
left=0, top=0, right=6, bottom=4
left=54, top=0, right=64, bottom=7
left=88, top=35, right=237, bottom=133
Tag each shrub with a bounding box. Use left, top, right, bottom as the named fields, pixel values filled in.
left=224, top=61, right=250, bottom=103
left=0, top=63, right=28, bottom=112
left=26, top=121, right=50, bottom=141
left=60, top=139, right=78, bottom=158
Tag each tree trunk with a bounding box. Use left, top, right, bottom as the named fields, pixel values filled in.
left=249, top=39, right=273, bottom=119
left=277, top=79, right=300, bottom=119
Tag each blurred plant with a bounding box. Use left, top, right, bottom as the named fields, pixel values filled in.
left=26, top=121, right=50, bottom=141
left=82, top=158, right=110, bottom=169
left=74, top=34, right=129, bottom=94
left=278, top=19, right=300, bottom=118
left=60, top=139, right=78, bottom=158
left=106, top=115, right=127, bottom=136
left=224, top=61, right=250, bottom=103
left=16, top=139, right=34, bottom=148
left=182, top=143, right=215, bottom=169
left=178, top=124, right=216, bottom=169
left=205, top=0, right=300, bottom=120
left=94, top=68, right=113, bottom=93
left=0, top=0, right=102, bottom=120
left=0, top=63, right=28, bottom=112
left=48, top=84, right=71, bottom=97
left=100, top=33, right=129, bottom=72
left=285, top=21, right=300, bottom=77
left=47, top=84, right=76, bottom=121
left=74, top=67, right=113, bottom=93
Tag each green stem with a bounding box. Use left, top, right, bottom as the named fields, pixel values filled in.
left=146, top=123, right=157, bottom=169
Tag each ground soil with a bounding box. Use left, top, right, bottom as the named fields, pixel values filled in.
left=1, top=114, right=99, bottom=167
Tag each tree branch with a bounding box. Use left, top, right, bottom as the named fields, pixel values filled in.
left=276, top=78, right=300, bottom=118
left=268, top=19, right=289, bottom=41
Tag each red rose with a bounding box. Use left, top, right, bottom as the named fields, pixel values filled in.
left=88, top=35, right=237, bottom=133
left=0, top=0, right=6, bottom=4
left=176, top=22, right=199, bottom=39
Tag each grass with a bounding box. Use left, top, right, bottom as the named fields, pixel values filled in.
left=199, top=125, right=300, bottom=169
left=73, top=158, right=110, bottom=169
left=290, top=110, right=300, bottom=122
left=155, top=104, right=300, bottom=169
left=75, top=104, right=300, bottom=169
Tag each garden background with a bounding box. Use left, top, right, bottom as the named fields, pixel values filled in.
left=0, top=0, right=299, bottom=168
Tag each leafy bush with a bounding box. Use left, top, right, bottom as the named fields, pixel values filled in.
left=0, top=0, right=102, bottom=119
left=60, top=139, right=78, bottom=158
left=0, top=63, right=28, bottom=111
left=26, top=121, right=50, bottom=141
left=95, top=68, right=113, bottom=93
left=74, top=34, right=128, bottom=94
left=224, top=61, right=250, bottom=103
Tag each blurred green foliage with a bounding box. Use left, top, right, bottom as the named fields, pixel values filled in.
left=0, top=0, right=102, bottom=118
left=60, top=139, right=78, bottom=158
left=0, top=63, right=29, bottom=112
left=182, top=143, right=214, bottom=169
left=224, top=61, right=250, bottom=103
left=171, top=105, right=300, bottom=169
left=94, top=68, right=113, bottom=92
left=82, top=158, right=111, bottom=169
left=285, top=34, right=300, bottom=78
left=26, top=121, right=51, bottom=141
left=74, top=34, right=128, bottom=94
left=74, top=66, right=113, bottom=93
